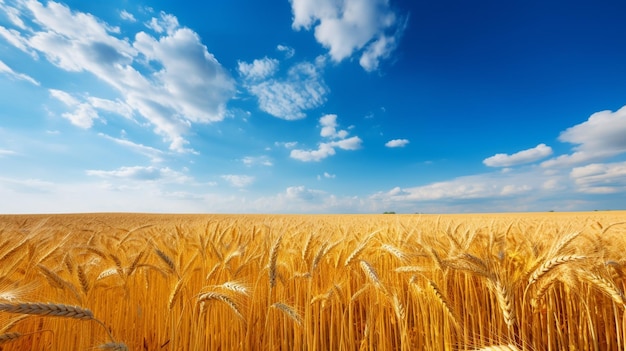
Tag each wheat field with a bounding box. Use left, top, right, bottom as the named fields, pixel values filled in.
left=0, top=212, right=625, bottom=350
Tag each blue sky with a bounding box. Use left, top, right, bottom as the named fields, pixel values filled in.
left=1, top=0, right=626, bottom=214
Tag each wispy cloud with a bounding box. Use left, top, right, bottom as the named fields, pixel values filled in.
left=317, top=172, right=335, bottom=180
left=276, top=44, right=295, bottom=59
left=86, top=166, right=191, bottom=183
left=0, top=149, right=16, bottom=157
left=242, top=156, right=273, bottom=167
left=570, top=161, right=626, bottom=194
left=0, top=59, right=40, bottom=85
left=291, top=114, right=362, bottom=161
left=221, top=174, right=255, bottom=188
left=289, top=0, right=408, bottom=71
left=483, top=143, right=552, bottom=167
left=239, top=58, right=328, bottom=120
left=1, top=1, right=235, bottom=152
left=119, top=10, right=136, bottom=22
left=98, top=133, right=165, bottom=163
left=385, top=139, right=409, bottom=148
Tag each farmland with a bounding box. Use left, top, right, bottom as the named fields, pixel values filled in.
left=0, top=212, right=625, bottom=350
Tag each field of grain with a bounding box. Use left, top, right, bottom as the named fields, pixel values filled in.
left=0, top=212, right=625, bottom=350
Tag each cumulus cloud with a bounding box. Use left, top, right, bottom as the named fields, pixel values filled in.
left=221, top=174, right=255, bottom=188
left=239, top=59, right=328, bottom=120
left=1, top=1, right=235, bottom=152
left=542, top=106, right=626, bottom=168
left=385, top=138, right=409, bottom=148
left=289, top=0, right=407, bottom=71
left=483, top=143, right=553, bottom=167
left=0, top=60, right=40, bottom=85
left=290, top=114, right=362, bottom=161
left=320, top=114, right=348, bottom=138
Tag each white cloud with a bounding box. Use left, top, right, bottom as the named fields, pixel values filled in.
left=145, top=11, right=179, bottom=35
left=317, top=172, right=336, bottom=180
left=277, top=44, right=295, bottom=58
left=570, top=161, right=626, bottom=194
left=50, top=89, right=133, bottom=129
left=275, top=141, right=298, bottom=149
left=119, top=10, right=136, bottom=22
left=240, top=60, right=328, bottom=120
left=2, top=1, right=235, bottom=152
left=290, top=142, right=336, bottom=162
left=385, top=138, right=409, bottom=148
left=483, top=143, right=553, bottom=167
left=289, top=0, right=407, bottom=71
left=0, top=149, right=16, bottom=157
left=238, top=57, right=279, bottom=81
left=331, top=136, right=362, bottom=150
left=49, top=89, right=99, bottom=128
left=221, top=174, right=255, bottom=188
left=291, top=115, right=362, bottom=161
left=542, top=106, right=626, bottom=168
left=0, top=60, right=40, bottom=85
left=86, top=166, right=191, bottom=183
left=242, top=156, right=273, bottom=167
left=320, top=114, right=348, bottom=138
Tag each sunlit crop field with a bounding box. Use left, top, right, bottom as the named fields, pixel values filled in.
left=0, top=212, right=625, bottom=350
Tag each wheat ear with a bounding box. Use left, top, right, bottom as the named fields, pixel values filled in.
left=271, top=302, right=303, bottom=327
left=96, top=342, right=129, bottom=350
left=490, top=279, right=516, bottom=330
left=0, top=302, right=94, bottom=319
left=268, top=236, right=282, bottom=289
left=198, top=292, right=244, bottom=321
left=0, top=332, right=22, bottom=345
left=527, top=255, right=585, bottom=288
left=472, top=345, right=520, bottom=351
left=427, top=280, right=459, bottom=328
